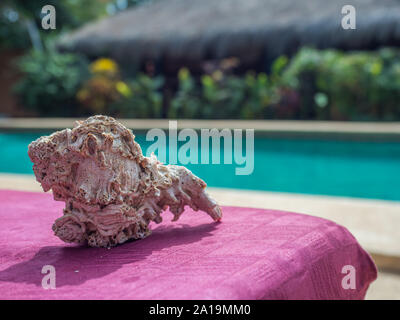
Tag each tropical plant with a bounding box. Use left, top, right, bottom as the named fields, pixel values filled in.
left=279, top=47, right=400, bottom=120
left=110, top=74, right=164, bottom=118
left=169, top=68, right=278, bottom=119
left=77, top=57, right=122, bottom=114
left=14, top=42, right=88, bottom=116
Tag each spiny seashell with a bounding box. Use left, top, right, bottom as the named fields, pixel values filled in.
left=28, top=115, right=222, bottom=247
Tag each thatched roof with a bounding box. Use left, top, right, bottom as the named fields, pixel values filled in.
left=59, top=0, right=400, bottom=72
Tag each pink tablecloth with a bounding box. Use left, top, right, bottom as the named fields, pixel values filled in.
left=0, top=190, right=376, bottom=300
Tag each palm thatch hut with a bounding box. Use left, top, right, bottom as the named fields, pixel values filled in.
left=59, top=0, right=400, bottom=75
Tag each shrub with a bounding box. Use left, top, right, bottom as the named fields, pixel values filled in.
left=169, top=68, right=278, bottom=119
left=110, top=74, right=164, bottom=118
left=77, top=57, right=123, bottom=115
left=279, top=47, right=400, bottom=120
left=77, top=57, right=164, bottom=118
left=14, top=44, right=88, bottom=116
left=168, top=68, right=202, bottom=118
left=14, top=46, right=400, bottom=121
left=169, top=47, right=400, bottom=121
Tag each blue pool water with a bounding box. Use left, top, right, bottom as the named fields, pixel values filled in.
left=1, top=131, right=400, bottom=201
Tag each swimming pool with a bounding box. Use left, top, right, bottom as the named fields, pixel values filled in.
left=1, top=131, right=400, bottom=201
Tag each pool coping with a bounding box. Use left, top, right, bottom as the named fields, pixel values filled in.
left=1, top=118, right=400, bottom=138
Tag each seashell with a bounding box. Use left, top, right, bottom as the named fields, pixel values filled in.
left=28, top=115, right=222, bottom=247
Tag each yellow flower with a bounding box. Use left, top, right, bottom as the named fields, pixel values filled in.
left=178, top=68, right=190, bottom=81
left=116, top=81, right=132, bottom=97
left=90, top=58, right=118, bottom=75
left=370, top=61, right=382, bottom=76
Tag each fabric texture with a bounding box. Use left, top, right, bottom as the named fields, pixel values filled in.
left=0, top=190, right=377, bottom=300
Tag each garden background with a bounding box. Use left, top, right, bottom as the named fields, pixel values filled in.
left=2, top=0, right=400, bottom=121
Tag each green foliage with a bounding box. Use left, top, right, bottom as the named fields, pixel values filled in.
left=0, top=12, right=30, bottom=49
left=0, top=0, right=142, bottom=50
left=1, top=0, right=79, bottom=50
left=168, top=68, right=202, bottom=118
left=169, top=68, right=278, bottom=119
left=14, top=44, right=88, bottom=116
left=279, top=47, right=400, bottom=120
left=110, top=74, right=164, bottom=118
left=13, top=46, right=400, bottom=120
left=199, top=74, right=245, bottom=119
left=240, top=72, right=278, bottom=119
left=169, top=48, right=400, bottom=120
